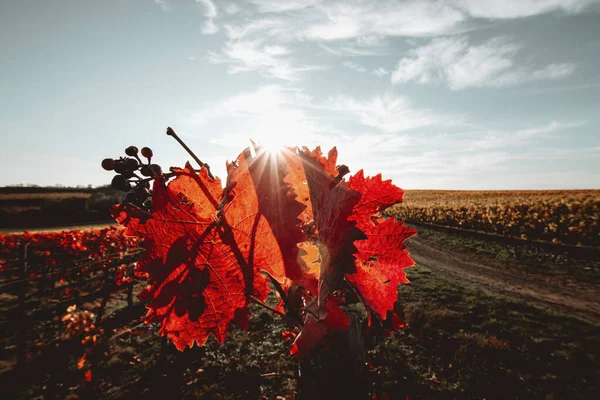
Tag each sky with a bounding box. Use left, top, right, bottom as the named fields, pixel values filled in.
left=1, top=0, right=599, bottom=189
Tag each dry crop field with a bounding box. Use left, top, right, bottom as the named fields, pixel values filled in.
left=387, top=190, right=600, bottom=247
left=0, top=187, right=123, bottom=230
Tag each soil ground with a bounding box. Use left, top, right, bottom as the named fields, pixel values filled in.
left=407, top=231, right=600, bottom=322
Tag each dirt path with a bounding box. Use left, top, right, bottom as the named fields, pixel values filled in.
left=405, top=236, right=600, bottom=323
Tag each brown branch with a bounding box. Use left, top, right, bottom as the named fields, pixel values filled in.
left=166, top=127, right=215, bottom=180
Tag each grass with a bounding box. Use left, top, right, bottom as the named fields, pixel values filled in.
left=410, top=223, right=600, bottom=280
left=101, top=248, right=599, bottom=399
left=368, top=264, right=599, bottom=399
left=93, top=305, right=300, bottom=400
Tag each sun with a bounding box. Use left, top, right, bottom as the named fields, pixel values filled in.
left=251, top=112, right=300, bottom=154
left=255, top=133, right=288, bottom=154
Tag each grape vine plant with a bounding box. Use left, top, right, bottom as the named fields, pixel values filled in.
left=102, top=127, right=416, bottom=361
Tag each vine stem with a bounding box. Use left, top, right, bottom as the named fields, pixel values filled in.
left=166, top=127, right=215, bottom=180
left=260, top=270, right=304, bottom=326
left=249, top=295, right=286, bottom=318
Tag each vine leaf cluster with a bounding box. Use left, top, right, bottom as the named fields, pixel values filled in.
left=107, top=128, right=416, bottom=357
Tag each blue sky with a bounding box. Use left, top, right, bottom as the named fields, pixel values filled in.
left=1, top=0, right=599, bottom=189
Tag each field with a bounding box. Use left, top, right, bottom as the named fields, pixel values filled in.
left=388, top=190, right=600, bottom=247
left=0, top=187, right=123, bottom=229
left=1, top=189, right=599, bottom=399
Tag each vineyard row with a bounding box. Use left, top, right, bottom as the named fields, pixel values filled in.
left=388, top=190, right=600, bottom=248
left=0, top=227, right=144, bottom=371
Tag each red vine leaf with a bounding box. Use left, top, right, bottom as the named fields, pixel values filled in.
left=282, top=146, right=365, bottom=304
left=111, top=147, right=306, bottom=350
left=347, top=171, right=416, bottom=320
left=282, top=151, right=415, bottom=338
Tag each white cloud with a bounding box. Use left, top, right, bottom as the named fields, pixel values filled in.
left=184, top=85, right=290, bottom=126
left=455, top=0, right=600, bottom=19
left=184, top=86, right=451, bottom=135
left=347, top=120, right=595, bottom=189
left=197, top=0, right=217, bottom=17
left=391, top=37, right=577, bottom=90
left=200, top=0, right=464, bottom=75
left=319, top=43, right=386, bottom=57
left=531, top=63, right=577, bottom=80
left=224, top=4, right=241, bottom=15
left=342, top=61, right=366, bottom=72
left=159, top=0, right=600, bottom=42
left=208, top=40, right=326, bottom=81
left=200, top=1, right=584, bottom=83
left=211, top=0, right=599, bottom=44
left=180, top=85, right=464, bottom=167
left=222, top=18, right=293, bottom=41
left=373, top=67, right=389, bottom=77
left=178, top=79, right=595, bottom=190
left=197, top=0, right=219, bottom=34
left=348, top=119, right=589, bottom=185
left=180, top=89, right=455, bottom=187
left=181, top=85, right=334, bottom=151
left=263, top=45, right=291, bottom=56
left=356, top=35, right=387, bottom=48
left=202, top=19, right=218, bottom=34
left=325, top=94, right=457, bottom=133
left=249, top=0, right=319, bottom=13
left=305, top=1, right=466, bottom=40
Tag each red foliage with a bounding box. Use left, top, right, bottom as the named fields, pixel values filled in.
left=0, top=227, right=139, bottom=292
left=112, top=148, right=306, bottom=350
left=347, top=171, right=417, bottom=321
left=111, top=144, right=415, bottom=355
left=282, top=148, right=415, bottom=354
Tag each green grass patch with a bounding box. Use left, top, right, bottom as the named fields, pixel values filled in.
left=369, top=264, right=600, bottom=399
left=410, top=223, right=600, bottom=280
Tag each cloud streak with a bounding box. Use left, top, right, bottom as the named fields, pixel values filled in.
left=373, top=67, right=389, bottom=77
left=197, top=0, right=219, bottom=34
left=191, top=0, right=591, bottom=83
left=342, top=61, right=366, bottom=72
left=175, top=1, right=596, bottom=188
left=391, top=37, right=576, bottom=90
left=324, top=94, right=459, bottom=133
left=456, top=0, right=600, bottom=19
left=208, top=40, right=326, bottom=81
left=304, top=1, right=466, bottom=40
left=183, top=85, right=453, bottom=134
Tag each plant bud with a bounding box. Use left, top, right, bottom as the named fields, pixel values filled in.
left=125, top=146, right=139, bottom=156
left=101, top=158, right=115, bottom=171
left=141, top=147, right=153, bottom=158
